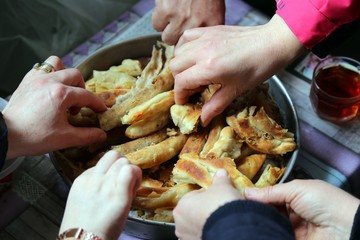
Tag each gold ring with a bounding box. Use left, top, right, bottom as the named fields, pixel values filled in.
left=33, top=62, right=56, bottom=73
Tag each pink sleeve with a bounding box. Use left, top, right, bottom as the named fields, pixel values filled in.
left=276, top=0, right=360, bottom=49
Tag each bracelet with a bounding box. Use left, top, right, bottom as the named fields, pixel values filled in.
left=0, top=112, right=8, bottom=170
left=57, top=228, right=102, bottom=240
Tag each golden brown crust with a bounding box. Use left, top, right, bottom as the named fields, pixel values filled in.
left=124, top=110, right=171, bottom=139
left=122, top=90, right=174, bottom=125
left=201, top=84, right=221, bottom=103
left=227, top=106, right=296, bottom=155
left=206, top=126, right=243, bottom=159
left=111, top=128, right=168, bottom=155
left=179, top=127, right=208, bottom=156
left=172, top=153, right=254, bottom=194
left=199, top=114, right=226, bottom=158
left=133, top=183, right=199, bottom=211
left=98, top=43, right=175, bottom=131
left=126, top=133, right=188, bottom=169
left=255, top=164, right=286, bottom=188
left=237, top=153, right=267, bottom=180
left=170, top=103, right=202, bottom=134
left=96, top=89, right=129, bottom=108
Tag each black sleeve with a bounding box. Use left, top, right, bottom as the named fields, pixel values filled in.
left=350, top=204, right=360, bottom=240
left=0, top=112, right=8, bottom=170
left=202, top=200, right=294, bottom=240
left=312, top=17, right=360, bottom=58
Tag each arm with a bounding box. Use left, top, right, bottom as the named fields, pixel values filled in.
left=276, top=0, right=360, bottom=50
left=1, top=56, right=107, bottom=159
left=245, top=179, right=360, bottom=240
left=152, top=0, right=225, bottom=45
left=203, top=200, right=294, bottom=240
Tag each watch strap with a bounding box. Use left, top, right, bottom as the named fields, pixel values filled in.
left=57, top=228, right=102, bottom=240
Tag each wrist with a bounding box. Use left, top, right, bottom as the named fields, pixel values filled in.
left=267, top=14, right=306, bottom=66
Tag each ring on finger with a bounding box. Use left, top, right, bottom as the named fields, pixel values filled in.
left=33, top=62, right=56, bottom=73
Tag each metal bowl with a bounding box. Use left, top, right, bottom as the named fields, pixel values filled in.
left=51, top=34, right=299, bottom=240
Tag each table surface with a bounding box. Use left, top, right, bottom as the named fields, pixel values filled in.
left=1, top=0, right=360, bottom=239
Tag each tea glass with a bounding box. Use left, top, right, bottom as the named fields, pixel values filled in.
left=309, top=56, right=360, bottom=123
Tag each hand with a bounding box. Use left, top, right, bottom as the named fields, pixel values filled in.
left=245, top=179, right=360, bottom=240
left=59, top=151, right=142, bottom=240
left=171, top=14, right=305, bottom=126
left=152, top=0, right=225, bottom=45
left=2, top=56, right=107, bottom=159
left=173, top=169, right=242, bottom=240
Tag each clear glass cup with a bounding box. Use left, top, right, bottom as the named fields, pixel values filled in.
left=309, top=56, right=360, bottom=123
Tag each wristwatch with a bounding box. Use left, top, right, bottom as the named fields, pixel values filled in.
left=0, top=112, right=8, bottom=171
left=57, top=228, right=102, bottom=240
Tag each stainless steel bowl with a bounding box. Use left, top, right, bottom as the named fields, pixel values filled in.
left=51, top=34, right=299, bottom=240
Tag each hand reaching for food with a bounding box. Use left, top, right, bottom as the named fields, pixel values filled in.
left=59, top=151, right=142, bottom=240
left=173, top=169, right=242, bottom=240
left=2, top=56, right=107, bottom=159
left=245, top=179, right=360, bottom=240
left=152, top=0, right=225, bottom=45
left=171, top=14, right=305, bottom=126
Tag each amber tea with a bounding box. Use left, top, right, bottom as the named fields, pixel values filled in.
left=310, top=57, right=360, bottom=122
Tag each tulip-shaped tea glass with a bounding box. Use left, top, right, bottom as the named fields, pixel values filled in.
left=309, top=56, right=360, bottom=123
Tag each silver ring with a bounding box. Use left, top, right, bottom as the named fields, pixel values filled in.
left=33, top=62, right=56, bottom=73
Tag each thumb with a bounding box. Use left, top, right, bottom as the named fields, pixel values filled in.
left=212, top=169, right=232, bottom=185
left=245, top=185, right=287, bottom=206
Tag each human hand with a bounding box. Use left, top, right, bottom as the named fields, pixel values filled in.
left=59, top=151, right=142, bottom=240
left=152, top=0, right=225, bottom=45
left=173, top=169, right=242, bottom=240
left=2, top=56, right=107, bottom=159
left=245, top=179, right=360, bottom=240
left=171, top=14, right=305, bottom=126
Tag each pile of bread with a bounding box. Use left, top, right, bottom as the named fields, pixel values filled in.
left=62, top=41, right=296, bottom=223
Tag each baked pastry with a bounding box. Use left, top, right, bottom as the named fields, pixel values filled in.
left=172, top=153, right=254, bottom=194
left=226, top=106, right=296, bottom=155
left=170, top=103, right=202, bottom=134
left=98, top=42, right=174, bottom=131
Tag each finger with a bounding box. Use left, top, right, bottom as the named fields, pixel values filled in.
left=61, top=126, right=107, bottom=151
left=172, top=65, right=212, bottom=104
left=177, top=27, right=205, bottom=47
left=244, top=184, right=288, bottom=206
left=200, top=88, right=235, bottom=127
left=161, top=21, right=181, bottom=46
left=116, top=164, right=142, bottom=198
left=43, top=55, right=65, bottom=71
left=93, top=150, right=124, bottom=173
left=211, top=169, right=231, bottom=185
left=169, top=47, right=196, bottom=76
left=29, top=56, right=65, bottom=75
left=52, top=68, right=86, bottom=89
left=152, top=6, right=168, bottom=32
left=30, top=66, right=85, bottom=89
left=106, top=156, right=130, bottom=178
left=65, top=87, right=107, bottom=113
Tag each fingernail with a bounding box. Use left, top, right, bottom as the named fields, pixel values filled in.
left=98, top=131, right=107, bottom=141
left=245, top=187, right=259, bottom=197
left=216, top=169, right=228, bottom=177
